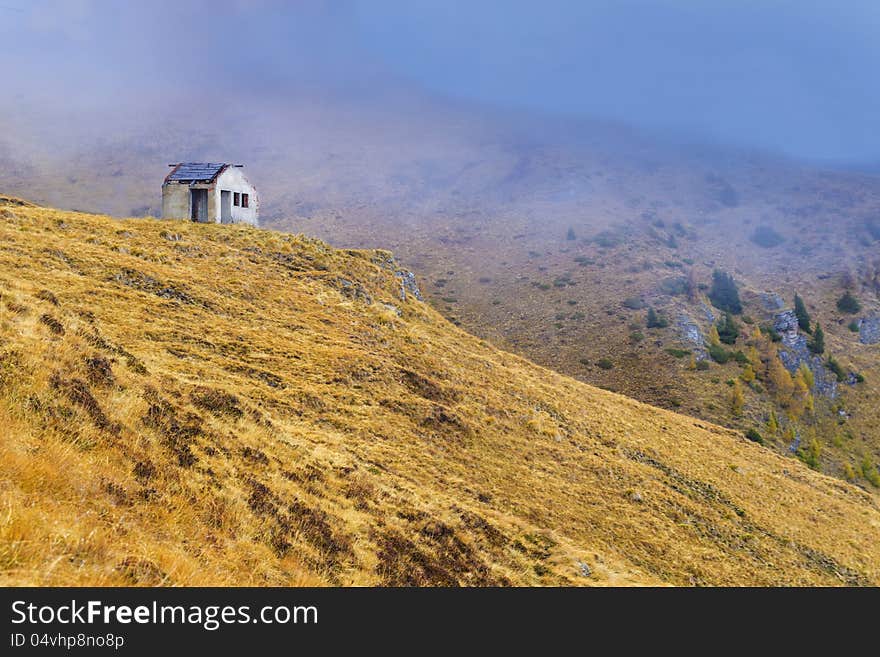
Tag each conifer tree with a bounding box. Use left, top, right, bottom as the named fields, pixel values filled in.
left=809, top=324, right=824, bottom=354
left=794, top=294, right=812, bottom=333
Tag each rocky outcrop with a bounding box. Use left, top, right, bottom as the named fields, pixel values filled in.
left=761, top=292, right=785, bottom=311
left=676, top=314, right=707, bottom=360
left=774, top=310, right=837, bottom=398
left=395, top=270, right=423, bottom=302
left=773, top=310, right=800, bottom=348
left=859, top=314, right=880, bottom=345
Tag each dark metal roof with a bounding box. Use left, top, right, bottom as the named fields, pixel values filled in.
left=165, top=163, right=228, bottom=183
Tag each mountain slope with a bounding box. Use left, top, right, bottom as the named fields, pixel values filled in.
left=1, top=197, right=878, bottom=586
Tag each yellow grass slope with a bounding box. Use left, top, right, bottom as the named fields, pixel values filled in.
left=0, top=197, right=878, bottom=586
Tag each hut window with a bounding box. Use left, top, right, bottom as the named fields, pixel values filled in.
left=233, top=192, right=240, bottom=206
left=242, top=193, right=249, bottom=208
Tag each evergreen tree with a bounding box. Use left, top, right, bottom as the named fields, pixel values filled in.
left=793, top=294, right=812, bottom=333
left=708, top=270, right=742, bottom=314
left=566, top=226, right=576, bottom=241
left=809, top=323, right=825, bottom=354
left=716, top=312, right=740, bottom=345
left=646, top=307, right=668, bottom=328
left=836, top=290, right=861, bottom=314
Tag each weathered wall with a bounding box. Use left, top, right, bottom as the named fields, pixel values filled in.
left=214, top=167, right=259, bottom=225
left=161, top=184, right=190, bottom=220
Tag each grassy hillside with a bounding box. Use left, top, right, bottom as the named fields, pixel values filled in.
left=4, top=96, right=879, bottom=483
left=1, top=196, right=878, bottom=586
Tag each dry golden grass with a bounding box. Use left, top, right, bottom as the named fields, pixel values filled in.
left=0, top=197, right=878, bottom=586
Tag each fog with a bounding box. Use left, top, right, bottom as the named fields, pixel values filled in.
left=2, top=1, right=879, bottom=166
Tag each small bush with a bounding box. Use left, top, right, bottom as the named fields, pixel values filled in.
left=848, top=320, right=860, bottom=332
left=596, top=358, right=614, bottom=370
left=861, top=457, right=880, bottom=487
left=623, top=297, right=646, bottom=310
left=797, top=439, right=822, bottom=470
left=708, top=344, right=730, bottom=364
left=646, top=307, right=669, bottom=328
left=716, top=312, right=740, bottom=345
left=665, top=348, right=691, bottom=358
left=745, top=428, right=764, bottom=445
left=826, top=356, right=846, bottom=382
left=761, top=326, right=782, bottom=342
left=696, top=360, right=710, bottom=371
left=750, top=226, right=785, bottom=248
left=592, top=230, right=622, bottom=248
left=836, top=291, right=861, bottom=314
left=659, top=276, right=688, bottom=296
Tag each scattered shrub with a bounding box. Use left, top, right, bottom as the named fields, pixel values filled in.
left=708, top=344, right=730, bottom=364
left=716, top=312, right=740, bottom=345
left=623, top=297, right=646, bottom=310
left=696, top=359, right=710, bottom=371
left=659, top=276, right=688, bottom=296
left=596, top=358, right=614, bottom=370
left=826, top=356, right=846, bottom=382
left=836, top=291, right=861, bottom=314
left=750, top=226, right=785, bottom=248
left=761, top=326, right=782, bottom=342
left=797, top=439, right=822, bottom=471
left=665, top=348, right=691, bottom=358
left=592, top=230, right=622, bottom=248
left=848, top=320, right=860, bottom=332
left=745, top=428, right=764, bottom=445
left=860, top=457, right=880, bottom=487
left=646, top=307, right=669, bottom=328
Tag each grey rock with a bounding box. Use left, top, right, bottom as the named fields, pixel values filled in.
left=778, top=339, right=838, bottom=399
left=699, top=302, right=715, bottom=324
left=761, top=292, right=786, bottom=311
left=577, top=561, right=592, bottom=578
left=395, top=270, right=423, bottom=302
left=676, top=314, right=708, bottom=360
left=859, top=315, right=880, bottom=344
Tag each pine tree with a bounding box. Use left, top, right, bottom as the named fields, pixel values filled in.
left=740, top=364, right=756, bottom=383
left=809, top=323, right=824, bottom=354
left=708, top=270, right=742, bottom=314
left=566, top=226, right=576, bottom=241
left=716, top=312, right=740, bottom=345
left=794, top=294, right=812, bottom=333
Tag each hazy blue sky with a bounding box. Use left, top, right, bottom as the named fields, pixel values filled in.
left=2, top=0, right=879, bottom=164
